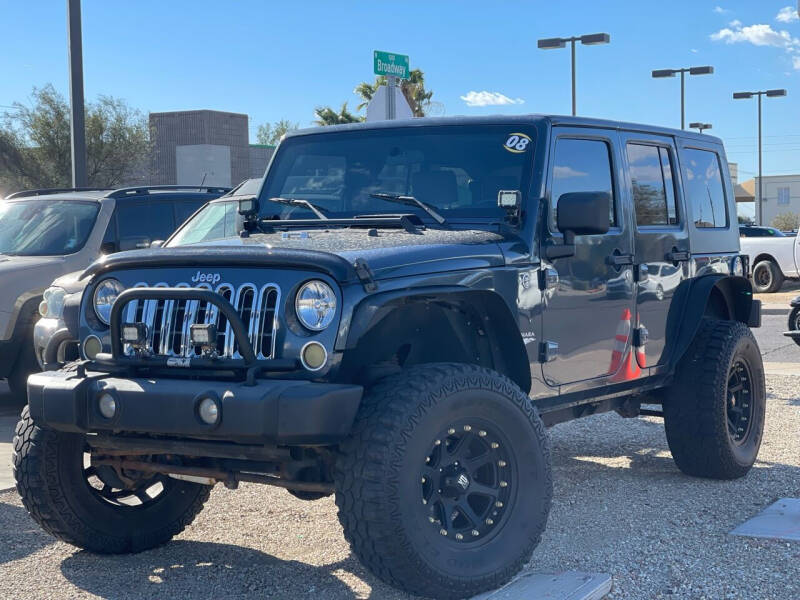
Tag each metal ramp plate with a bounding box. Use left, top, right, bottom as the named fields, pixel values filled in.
left=730, top=498, right=800, bottom=541
left=472, top=571, right=612, bottom=600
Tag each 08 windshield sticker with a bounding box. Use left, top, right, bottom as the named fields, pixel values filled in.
left=503, top=133, right=531, bottom=153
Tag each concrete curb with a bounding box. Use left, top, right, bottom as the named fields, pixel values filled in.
left=473, top=571, right=612, bottom=600
left=763, top=362, right=800, bottom=376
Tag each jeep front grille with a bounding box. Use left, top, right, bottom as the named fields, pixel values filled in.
left=122, top=282, right=280, bottom=359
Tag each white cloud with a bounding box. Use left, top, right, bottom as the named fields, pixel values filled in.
left=729, top=19, right=742, bottom=27
left=776, top=6, right=799, bottom=23
left=553, top=166, right=588, bottom=179
left=710, top=21, right=800, bottom=68
left=711, top=23, right=796, bottom=47
left=460, top=91, right=524, bottom=107
left=690, top=48, right=699, bottom=53
left=713, top=6, right=729, bottom=14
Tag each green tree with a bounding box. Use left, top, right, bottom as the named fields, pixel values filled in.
left=313, top=102, right=362, bottom=126
left=737, top=214, right=754, bottom=225
left=256, top=118, right=299, bottom=146
left=0, top=85, right=150, bottom=193
left=354, top=68, right=434, bottom=117
left=771, top=212, right=799, bottom=231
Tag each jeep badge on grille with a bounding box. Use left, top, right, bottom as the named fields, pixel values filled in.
left=191, top=271, right=222, bottom=285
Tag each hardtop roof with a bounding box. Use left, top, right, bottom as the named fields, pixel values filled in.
left=285, top=113, right=724, bottom=147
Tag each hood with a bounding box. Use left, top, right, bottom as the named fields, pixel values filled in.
left=193, top=227, right=508, bottom=279
left=0, top=255, right=63, bottom=275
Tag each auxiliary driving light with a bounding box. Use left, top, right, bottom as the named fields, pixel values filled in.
left=121, top=322, right=148, bottom=346
left=97, top=392, right=117, bottom=419
left=197, top=396, right=220, bottom=425
left=190, top=323, right=217, bottom=347
left=301, top=341, right=328, bottom=371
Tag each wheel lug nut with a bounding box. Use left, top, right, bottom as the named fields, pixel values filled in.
left=478, top=430, right=487, bottom=437
left=421, top=477, right=426, bottom=483
left=425, top=457, right=430, bottom=463
left=422, top=499, right=427, bottom=505
left=429, top=516, right=435, bottom=523
left=434, top=439, right=441, bottom=446
left=448, top=428, right=455, bottom=434
left=491, top=442, right=499, bottom=449
left=495, top=501, right=503, bottom=508
left=455, top=533, right=464, bottom=540
left=499, top=481, right=508, bottom=487
left=498, top=460, right=507, bottom=467
left=463, top=425, right=472, bottom=431
left=486, top=518, right=494, bottom=525
left=471, top=529, right=480, bottom=537
left=440, top=529, right=448, bottom=536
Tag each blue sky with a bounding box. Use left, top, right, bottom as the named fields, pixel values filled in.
left=1, top=0, right=798, bottom=186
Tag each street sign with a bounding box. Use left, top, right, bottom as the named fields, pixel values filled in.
left=374, top=51, right=410, bottom=79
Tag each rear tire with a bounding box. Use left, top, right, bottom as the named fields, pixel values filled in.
left=788, top=307, right=800, bottom=347
left=751, top=259, right=784, bottom=293
left=335, top=364, right=552, bottom=600
left=663, top=319, right=766, bottom=479
left=13, top=405, right=211, bottom=553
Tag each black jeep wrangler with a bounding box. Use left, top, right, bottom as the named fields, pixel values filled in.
left=15, top=116, right=764, bottom=600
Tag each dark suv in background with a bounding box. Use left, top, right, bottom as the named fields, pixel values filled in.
left=16, top=116, right=762, bottom=600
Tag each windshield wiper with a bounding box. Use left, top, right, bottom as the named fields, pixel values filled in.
left=369, top=193, right=447, bottom=225
left=267, top=197, right=328, bottom=220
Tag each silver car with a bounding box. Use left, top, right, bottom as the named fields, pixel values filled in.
left=1, top=185, right=227, bottom=396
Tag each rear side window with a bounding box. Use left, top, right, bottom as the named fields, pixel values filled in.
left=627, top=143, right=678, bottom=226
left=683, top=148, right=728, bottom=229
left=116, top=200, right=177, bottom=250
left=550, top=138, right=616, bottom=229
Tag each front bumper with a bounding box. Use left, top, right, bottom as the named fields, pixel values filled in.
left=27, top=370, right=363, bottom=445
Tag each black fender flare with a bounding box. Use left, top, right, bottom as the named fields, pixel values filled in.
left=339, top=286, right=531, bottom=393
left=667, top=275, right=758, bottom=370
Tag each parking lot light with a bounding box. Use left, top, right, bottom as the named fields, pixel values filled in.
left=652, top=66, right=714, bottom=129
left=538, top=32, right=611, bottom=116
left=733, top=88, right=788, bottom=225
left=689, top=122, right=712, bottom=133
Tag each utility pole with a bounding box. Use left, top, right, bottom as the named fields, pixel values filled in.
left=67, top=0, right=87, bottom=187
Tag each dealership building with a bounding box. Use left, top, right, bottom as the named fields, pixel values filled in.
left=149, top=109, right=274, bottom=187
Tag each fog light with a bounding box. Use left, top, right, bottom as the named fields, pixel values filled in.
left=122, top=322, right=148, bottom=345
left=98, top=392, right=117, bottom=419
left=198, top=397, right=220, bottom=425
left=301, top=341, right=327, bottom=371
left=83, top=335, right=102, bottom=360
left=190, top=323, right=217, bottom=346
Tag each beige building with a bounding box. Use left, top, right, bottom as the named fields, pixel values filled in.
left=737, top=175, right=800, bottom=226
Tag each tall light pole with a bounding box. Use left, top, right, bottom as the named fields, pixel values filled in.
left=734, top=89, right=787, bottom=226
left=538, top=33, right=610, bottom=116
left=689, top=122, right=712, bottom=133
left=652, top=66, right=713, bottom=130
left=67, top=0, right=87, bottom=187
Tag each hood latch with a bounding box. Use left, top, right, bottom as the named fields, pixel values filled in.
left=353, top=258, right=377, bottom=293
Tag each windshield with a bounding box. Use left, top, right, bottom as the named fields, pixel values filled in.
left=0, top=200, right=99, bottom=256
left=168, top=200, right=239, bottom=246
left=258, top=125, right=536, bottom=222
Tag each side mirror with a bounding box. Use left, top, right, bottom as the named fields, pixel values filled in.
left=546, top=192, right=610, bottom=259
left=150, top=240, right=164, bottom=249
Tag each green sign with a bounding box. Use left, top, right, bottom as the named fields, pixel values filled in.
left=373, top=50, right=410, bottom=79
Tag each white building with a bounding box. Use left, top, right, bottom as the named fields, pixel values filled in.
left=737, top=174, right=800, bottom=226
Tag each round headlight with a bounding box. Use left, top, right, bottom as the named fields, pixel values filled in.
left=93, top=278, right=125, bottom=325
left=295, top=280, right=336, bottom=331
left=39, top=286, right=67, bottom=318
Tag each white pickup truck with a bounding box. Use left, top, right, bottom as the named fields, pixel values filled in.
left=739, top=227, right=800, bottom=292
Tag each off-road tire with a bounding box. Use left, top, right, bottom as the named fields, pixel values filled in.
left=788, top=306, right=800, bottom=347
left=13, top=405, right=211, bottom=553
left=663, top=319, right=766, bottom=479
left=751, top=259, right=784, bottom=293
left=335, top=363, right=552, bottom=600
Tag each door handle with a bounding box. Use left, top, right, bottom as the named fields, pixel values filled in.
left=666, top=250, right=690, bottom=262
left=606, top=253, right=634, bottom=266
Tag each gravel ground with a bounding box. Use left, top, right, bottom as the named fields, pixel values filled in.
left=0, top=375, right=798, bottom=600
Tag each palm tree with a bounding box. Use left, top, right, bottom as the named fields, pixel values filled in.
left=354, top=69, right=434, bottom=117
left=313, top=103, right=363, bottom=126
